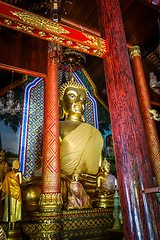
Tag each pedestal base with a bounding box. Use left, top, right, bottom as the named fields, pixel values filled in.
left=7, top=229, right=23, bottom=240
left=21, top=207, right=114, bottom=240
left=0, top=222, right=23, bottom=240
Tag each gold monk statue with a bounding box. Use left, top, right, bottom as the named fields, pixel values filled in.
left=0, top=150, right=9, bottom=192
left=0, top=149, right=9, bottom=218
left=67, top=170, right=90, bottom=209
left=1, top=160, right=22, bottom=230
left=59, top=68, right=104, bottom=178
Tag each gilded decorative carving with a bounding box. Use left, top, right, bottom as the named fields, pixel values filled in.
left=63, top=217, right=114, bottom=230
left=74, top=43, right=90, bottom=53
left=4, top=19, right=12, bottom=25
left=129, top=45, right=141, bottom=60
left=22, top=222, right=61, bottom=235
left=21, top=208, right=114, bottom=239
left=38, top=31, right=46, bottom=37
left=48, top=34, right=65, bottom=43
left=14, top=22, right=34, bottom=34
left=66, top=40, right=73, bottom=45
left=83, top=33, right=98, bottom=47
left=39, top=192, right=63, bottom=209
left=0, top=1, right=109, bottom=58
left=10, top=11, right=70, bottom=34
left=93, top=38, right=107, bottom=57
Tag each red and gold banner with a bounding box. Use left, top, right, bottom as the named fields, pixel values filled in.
left=0, top=1, right=109, bottom=58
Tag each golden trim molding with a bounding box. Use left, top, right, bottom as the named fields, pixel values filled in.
left=39, top=192, right=63, bottom=210
left=129, top=45, right=141, bottom=60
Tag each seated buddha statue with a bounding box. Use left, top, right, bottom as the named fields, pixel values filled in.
left=58, top=67, right=105, bottom=206
left=59, top=68, right=104, bottom=179
left=80, top=158, right=116, bottom=207
left=22, top=67, right=105, bottom=210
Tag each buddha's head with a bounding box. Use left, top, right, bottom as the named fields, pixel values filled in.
left=12, top=160, right=20, bottom=170
left=101, top=158, right=110, bottom=173
left=0, top=150, right=5, bottom=163
left=59, top=76, right=87, bottom=122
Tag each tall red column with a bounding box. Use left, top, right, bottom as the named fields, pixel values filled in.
left=39, top=48, right=62, bottom=210
left=130, top=46, right=160, bottom=187
left=96, top=0, right=160, bottom=239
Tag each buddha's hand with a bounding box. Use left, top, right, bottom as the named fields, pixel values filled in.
left=81, top=173, right=88, bottom=177
left=96, top=186, right=108, bottom=193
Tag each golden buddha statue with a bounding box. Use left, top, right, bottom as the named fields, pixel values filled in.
left=0, top=150, right=9, bottom=192
left=1, top=160, right=22, bottom=230
left=59, top=68, right=104, bottom=178
left=22, top=66, right=109, bottom=210
left=80, top=158, right=116, bottom=207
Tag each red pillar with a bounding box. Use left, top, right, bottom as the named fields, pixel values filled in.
left=130, top=46, right=160, bottom=187
left=39, top=47, right=62, bottom=210
left=96, top=0, right=160, bottom=239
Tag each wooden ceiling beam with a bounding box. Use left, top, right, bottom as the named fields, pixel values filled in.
left=0, top=1, right=109, bottom=58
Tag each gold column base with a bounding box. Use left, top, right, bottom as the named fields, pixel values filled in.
left=7, top=228, right=23, bottom=240
left=38, top=192, right=63, bottom=211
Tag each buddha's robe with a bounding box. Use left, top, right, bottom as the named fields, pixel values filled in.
left=1, top=170, right=22, bottom=222
left=60, top=123, right=103, bottom=176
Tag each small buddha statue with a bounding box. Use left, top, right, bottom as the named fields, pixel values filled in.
left=0, top=149, right=9, bottom=219
left=1, top=160, right=22, bottom=230
left=96, top=158, right=116, bottom=208
left=96, top=158, right=110, bottom=191
left=0, top=150, right=9, bottom=192
left=80, top=158, right=116, bottom=207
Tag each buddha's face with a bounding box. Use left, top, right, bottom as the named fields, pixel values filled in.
left=103, top=164, right=110, bottom=173
left=0, top=152, right=4, bottom=163
left=13, top=160, right=20, bottom=170
left=62, top=87, right=86, bottom=118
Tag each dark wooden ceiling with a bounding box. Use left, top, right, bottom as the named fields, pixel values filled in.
left=0, top=0, right=160, bottom=105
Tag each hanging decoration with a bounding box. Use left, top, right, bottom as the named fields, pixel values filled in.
left=0, top=71, right=21, bottom=116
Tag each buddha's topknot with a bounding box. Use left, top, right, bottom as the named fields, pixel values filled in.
left=59, top=80, right=87, bottom=100
left=58, top=65, right=87, bottom=100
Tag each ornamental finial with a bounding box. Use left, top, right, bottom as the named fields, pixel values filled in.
left=129, top=45, right=141, bottom=60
